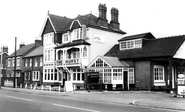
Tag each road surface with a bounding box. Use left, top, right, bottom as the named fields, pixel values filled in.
left=0, top=89, right=182, bottom=112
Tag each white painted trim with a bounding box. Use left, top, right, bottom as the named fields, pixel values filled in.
left=69, top=20, right=82, bottom=30
left=87, top=56, right=112, bottom=68
left=154, top=65, right=165, bottom=82
left=39, top=14, right=56, bottom=37
left=173, top=40, right=185, bottom=59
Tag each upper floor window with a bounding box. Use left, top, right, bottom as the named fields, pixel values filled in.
left=25, top=59, right=28, bottom=67
left=17, top=57, right=20, bottom=67
left=34, top=58, right=38, bottom=67
left=72, top=49, right=80, bottom=59
left=29, top=59, right=32, bottom=67
left=63, top=33, right=69, bottom=43
left=44, top=32, right=54, bottom=45
left=74, top=28, right=82, bottom=40
left=120, top=39, right=142, bottom=50
left=12, top=58, right=14, bottom=67
left=8, top=58, right=11, bottom=67
left=44, top=49, right=54, bottom=62
left=83, top=46, right=87, bottom=57
left=40, top=57, right=43, bottom=66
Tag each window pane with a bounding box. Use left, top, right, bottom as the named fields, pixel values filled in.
left=77, top=73, right=80, bottom=81
left=154, top=66, right=164, bottom=81
left=73, top=73, right=76, bottom=80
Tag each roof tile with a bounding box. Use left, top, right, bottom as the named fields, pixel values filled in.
left=105, top=34, right=185, bottom=59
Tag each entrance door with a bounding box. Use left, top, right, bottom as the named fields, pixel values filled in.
left=123, top=71, right=128, bottom=90
left=63, top=72, right=67, bottom=86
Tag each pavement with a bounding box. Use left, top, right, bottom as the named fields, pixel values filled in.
left=1, top=86, right=185, bottom=111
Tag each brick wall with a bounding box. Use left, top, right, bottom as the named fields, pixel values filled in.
left=135, top=61, right=151, bottom=90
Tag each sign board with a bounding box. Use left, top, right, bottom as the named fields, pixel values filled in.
left=178, top=74, right=185, bottom=79
left=65, top=81, right=73, bottom=92
left=177, top=79, right=185, bottom=85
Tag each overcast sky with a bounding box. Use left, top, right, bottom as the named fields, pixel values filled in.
left=1, top=0, right=185, bottom=54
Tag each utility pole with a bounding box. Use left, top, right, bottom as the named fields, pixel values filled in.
left=13, top=37, right=17, bottom=88
left=0, top=50, right=2, bottom=89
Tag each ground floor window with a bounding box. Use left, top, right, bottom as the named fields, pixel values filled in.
left=72, top=69, right=84, bottom=81
left=113, top=68, right=122, bottom=80
left=154, top=65, right=164, bottom=82
left=104, top=69, right=111, bottom=84
left=16, top=72, right=20, bottom=77
left=25, top=71, right=31, bottom=81
left=44, top=68, right=58, bottom=81
left=32, top=71, right=40, bottom=81
left=128, top=68, right=134, bottom=84
left=88, top=68, right=125, bottom=84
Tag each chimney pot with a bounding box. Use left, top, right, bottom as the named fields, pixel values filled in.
left=110, top=7, right=120, bottom=30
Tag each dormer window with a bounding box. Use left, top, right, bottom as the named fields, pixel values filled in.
left=120, top=39, right=142, bottom=50
left=74, top=28, right=82, bottom=40
left=44, top=32, right=54, bottom=45
left=63, top=33, right=69, bottom=43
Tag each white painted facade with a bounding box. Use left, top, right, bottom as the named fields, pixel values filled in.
left=87, top=27, right=124, bottom=64
left=174, top=40, right=185, bottom=59
left=55, top=24, right=125, bottom=86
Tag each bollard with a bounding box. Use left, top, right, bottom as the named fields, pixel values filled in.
left=49, top=86, right=51, bottom=91
left=58, top=86, right=61, bottom=92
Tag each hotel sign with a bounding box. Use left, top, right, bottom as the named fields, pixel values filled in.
left=93, top=34, right=105, bottom=43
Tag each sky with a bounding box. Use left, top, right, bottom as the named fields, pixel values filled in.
left=1, top=0, right=185, bottom=54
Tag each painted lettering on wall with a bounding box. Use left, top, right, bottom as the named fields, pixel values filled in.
left=93, top=34, right=105, bottom=43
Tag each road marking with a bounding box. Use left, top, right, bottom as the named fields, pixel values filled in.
left=6, top=95, right=32, bottom=101
left=52, top=103, right=101, bottom=112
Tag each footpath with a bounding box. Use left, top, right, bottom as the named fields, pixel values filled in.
left=1, top=87, right=185, bottom=111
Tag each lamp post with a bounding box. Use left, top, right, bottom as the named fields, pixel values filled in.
left=13, top=37, right=17, bottom=88
left=0, top=51, right=2, bottom=89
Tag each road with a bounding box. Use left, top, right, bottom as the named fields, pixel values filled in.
left=0, top=89, right=182, bottom=112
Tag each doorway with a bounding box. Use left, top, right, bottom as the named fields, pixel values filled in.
left=123, top=71, right=128, bottom=90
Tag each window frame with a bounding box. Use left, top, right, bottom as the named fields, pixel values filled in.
left=128, top=68, right=134, bottom=84
left=43, top=32, right=54, bottom=45
left=120, top=39, right=142, bottom=50
left=154, top=65, right=165, bottom=82
left=32, top=71, right=40, bottom=81
left=8, top=58, right=11, bottom=67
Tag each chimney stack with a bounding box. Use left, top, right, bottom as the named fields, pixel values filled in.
left=35, top=39, right=42, bottom=47
left=98, top=4, right=108, bottom=28
left=2, top=46, right=8, bottom=53
left=20, top=42, right=25, bottom=48
left=110, top=7, right=120, bottom=30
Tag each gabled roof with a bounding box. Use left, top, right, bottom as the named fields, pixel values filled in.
left=55, top=39, right=91, bottom=49
left=88, top=55, right=129, bottom=68
left=48, top=13, right=72, bottom=33
left=63, top=13, right=126, bottom=34
left=99, top=56, right=129, bottom=67
left=118, top=32, right=155, bottom=42
left=105, top=35, right=185, bottom=60
left=23, top=46, right=43, bottom=58
left=9, top=43, right=35, bottom=57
